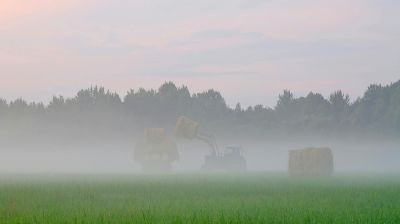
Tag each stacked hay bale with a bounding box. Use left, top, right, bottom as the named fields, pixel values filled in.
left=144, top=128, right=166, bottom=144
left=134, top=128, right=179, bottom=171
left=175, top=116, right=200, bottom=139
left=288, top=147, right=334, bottom=176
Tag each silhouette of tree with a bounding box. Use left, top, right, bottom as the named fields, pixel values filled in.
left=329, top=90, right=350, bottom=125
left=0, top=98, right=7, bottom=114
left=1, top=80, right=400, bottom=143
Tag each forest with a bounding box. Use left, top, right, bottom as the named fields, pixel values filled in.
left=1, top=80, right=400, bottom=144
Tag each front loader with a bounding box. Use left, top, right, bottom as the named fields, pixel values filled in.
left=175, top=116, right=246, bottom=172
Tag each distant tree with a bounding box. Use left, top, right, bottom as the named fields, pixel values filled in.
left=8, top=98, right=29, bottom=117
left=330, top=91, right=350, bottom=109
left=275, top=90, right=295, bottom=124
left=48, top=96, right=65, bottom=115
left=235, top=103, right=242, bottom=113
left=0, top=98, right=7, bottom=115
left=276, top=90, right=293, bottom=109
left=352, top=84, right=386, bottom=128
left=124, top=87, right=158, bottom=123
left=329, top=90, right=350, bottom=123
left=351, top=81, right=400, bottom=132
left=193, top=89, right=228, bottom=122
left=1, top=80, right=400, bottom=143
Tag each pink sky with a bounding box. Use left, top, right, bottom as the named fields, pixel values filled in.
left=0, top=0, right=399, bottom=107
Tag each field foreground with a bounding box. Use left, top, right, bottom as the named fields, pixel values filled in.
left=0, top=173, right=399, bottom=224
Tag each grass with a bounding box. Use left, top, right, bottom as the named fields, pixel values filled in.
left=0, top=173, right=399, bottom=223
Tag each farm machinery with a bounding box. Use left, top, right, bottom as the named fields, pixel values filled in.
left=134, top=116, right=246, bottom=172
left=174, top=116, right=246, bottom=171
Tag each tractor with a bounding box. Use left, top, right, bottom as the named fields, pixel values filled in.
left=175, top=116, right=246, bottom=172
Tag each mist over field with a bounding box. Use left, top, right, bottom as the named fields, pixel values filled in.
left=2, top=1, right=400, bottom=223
left=1, top=140, right=400, bottom=174
left=0, top=81, right=399, bottom=174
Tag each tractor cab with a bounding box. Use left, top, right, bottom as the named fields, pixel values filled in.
left=224, top=146, right=243, bottom=157
left=202, top=145, right=246, bottom=172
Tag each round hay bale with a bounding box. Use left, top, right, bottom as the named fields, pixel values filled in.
left=145, top=128, right=166, bottom=144
left=175, top=116, right=200, bottom=139
left=134, top=137, right=179, bottom=163
left=288, top=147, right=334, bottom=177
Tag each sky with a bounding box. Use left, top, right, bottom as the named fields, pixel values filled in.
left=0, top=0, right=399, bottom=107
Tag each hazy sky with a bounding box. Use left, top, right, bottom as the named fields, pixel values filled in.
left=1, top=0, right=399, bottom=107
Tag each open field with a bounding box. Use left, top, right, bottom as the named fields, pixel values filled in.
left=0, top=173, right=399, bottom=224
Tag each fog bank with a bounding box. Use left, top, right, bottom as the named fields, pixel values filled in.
left=0, top=139, right=399, bottom=174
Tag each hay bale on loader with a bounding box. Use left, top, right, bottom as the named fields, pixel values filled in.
left=135, top=128, right=179, bottom=172
left=288, top=147, right=334, bottom=177
left=175, top=116, right=200, bottom=139
left=174, top=116, right=247, bottom=172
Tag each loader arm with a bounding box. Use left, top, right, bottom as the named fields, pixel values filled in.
left=175, top=116, right=219, bottom=156
left=196, top=131, right=219, bottom=157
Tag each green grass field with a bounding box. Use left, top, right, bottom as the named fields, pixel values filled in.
left=0, top=173, right=399, bottom=224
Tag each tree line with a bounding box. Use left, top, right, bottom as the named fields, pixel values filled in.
left=0, top=80, right=399, bottom=143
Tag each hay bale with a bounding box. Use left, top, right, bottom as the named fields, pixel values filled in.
left=288, top=147, right=333, bottom=176
left=145, top=128, right=166, bottom=144
left=175, top=116, right=200, bottom=139
left=134, top=138, right=179, bottom=163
